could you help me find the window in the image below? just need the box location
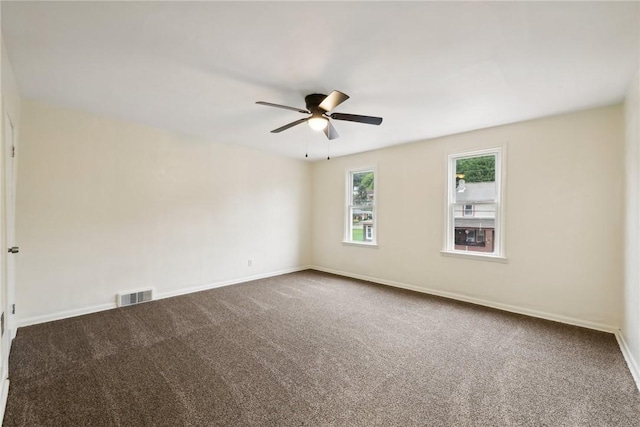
[445,148,504,258]
[365,225,373,240]
[346,168,376,245]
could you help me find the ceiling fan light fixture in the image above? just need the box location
[308,116,328,131]
[256,90,382,140]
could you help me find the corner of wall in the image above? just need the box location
[623,67,640,392]
[616,331,640,391]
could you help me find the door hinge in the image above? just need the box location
[12,304,15,315]
[11,146,15,158]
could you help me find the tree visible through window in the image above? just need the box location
[347,169,376,244]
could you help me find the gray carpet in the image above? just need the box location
[3,270,639,426]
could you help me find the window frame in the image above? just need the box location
[344,166,378,247]
[442,147,507,262]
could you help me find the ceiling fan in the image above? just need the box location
[256,90,383,140]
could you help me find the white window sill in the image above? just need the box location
[440,250,508,263]
[342,241,379,248]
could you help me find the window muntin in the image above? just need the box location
[346,169,376,244]
[447,149,503,257]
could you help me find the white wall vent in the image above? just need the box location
[117,290,153,307]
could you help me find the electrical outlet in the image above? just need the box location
[248,259,252,267]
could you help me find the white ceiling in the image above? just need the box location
[2,1,639,160]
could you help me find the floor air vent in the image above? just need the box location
[117,290,153,307]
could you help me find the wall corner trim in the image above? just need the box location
[615,331,640,392]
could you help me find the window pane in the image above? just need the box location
[454,155,496,203]
[454,203,495,253]
[452,154,496,253]
[347,168,376,244]
[351,207,373,242]
[352,171,374,205]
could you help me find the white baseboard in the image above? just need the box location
[0,379,9,425]
[13,265,636,392]
[155,266,311,300]
[17,302,117,329]
[615,331,640,392]
[310,266,619,334]
[16,266,311,329]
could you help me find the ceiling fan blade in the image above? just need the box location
[330,113,383,126]
[256,101,309,114]
[271,118,308,133]
[318,91,350,112]
[324,121,339,140]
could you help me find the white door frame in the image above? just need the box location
[0,109,15,419]
[4,112,16,347]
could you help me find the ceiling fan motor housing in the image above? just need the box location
[305,94,328,115]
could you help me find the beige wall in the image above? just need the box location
[312,105,624,329]
[10,90,638,389]
[624,68,640,384]
[15,100,311,323]
[1,41,20,123]
[11,94,630,336]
